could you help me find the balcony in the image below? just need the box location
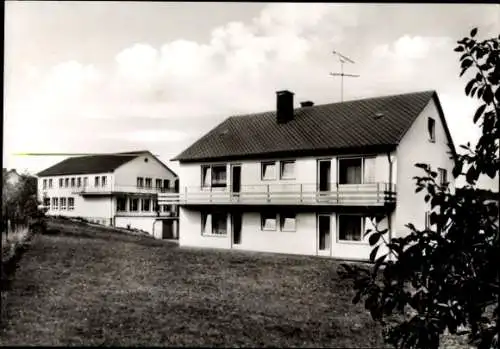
[158,183,396,207]
[72,185,177,196]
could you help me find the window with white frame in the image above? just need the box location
[71,178,75,187]
[94,176,100,187]
[48,179,53,188]
[280,212,296,231]
[162,204,171,212]
[43,179,47,189]
[201,166,211,187]
[141,198,151,211]
[261,211,278,231]
[338,158,363,185]
[145,178,152,188]
[52,197,58,210]
[43,197,50,207]
[60,197,67,210]
[280,160,296,179]
[68,197,75,210]
[130,198,139,212]
[101,176,107,187]
[137,177,144,188]
[59,178,63,188]
[83,177,88,187]
[77,177,82,187]
[363,157,376,184]
[261,161,276,180]
[116,198,127,212]
[155,179,162,188]
[201,165,227,188]
[428,117,436,142]
[201,212,227,236]
[65,178,69,187]
[338,215,363,242]
[163,179,170,189]
[438,168,448,187]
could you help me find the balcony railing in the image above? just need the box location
[72,185,177,195]
[158,183,396,206]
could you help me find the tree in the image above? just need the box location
[340,28,499,349]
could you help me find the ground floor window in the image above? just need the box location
[43,197,50,207]
[201,212,227,236]
[141,198,151,212]
[116,198,127,212]
[338,215,363,242]
[60,197,67,210]
[52,197,58,210]
[68,198,75,210]
[280,212,296,232]
[261,211,278,231]
[130,198,139,212]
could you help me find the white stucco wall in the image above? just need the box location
[394,98,456,237]
[113,153,177,189]
[114,216,157,235]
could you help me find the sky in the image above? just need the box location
[4,2,499,189]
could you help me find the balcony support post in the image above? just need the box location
[267,184,270,203]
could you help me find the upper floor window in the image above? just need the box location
[137,177,144,188]
[59,178,63,188]
[94,176,100,187]
[43,179,47,189]
[83,177,88,187]
[77,177,82,187]
[438,168,448,187]
[71,178,76,188]
[201,165,227,188]
[48,179,53,188]
[155,179,162,188]
[163,179,170,189]
[338,158,363,185]
[280,160,295,180]
[145,178,152,188]
[65,178,69,188]
[101,176,107,187]
[428,117,436,143]
[261,161,276,180]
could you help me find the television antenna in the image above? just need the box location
[330,50,360,102]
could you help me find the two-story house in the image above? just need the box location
[37,150,179,239]
[159,90,456,260]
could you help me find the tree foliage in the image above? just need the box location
[340,28,499,349]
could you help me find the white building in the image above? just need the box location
[160,90,456,260]
[37,150,179,239]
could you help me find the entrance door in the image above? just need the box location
[317,215,331,256]
[317,160,331,202]
[162,220,174,239]
[232,213,242,246]
[231,165,241,201]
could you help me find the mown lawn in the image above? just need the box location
[0,220,386,347]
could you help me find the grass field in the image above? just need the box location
[0,219,388,347]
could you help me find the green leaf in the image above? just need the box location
[470,27,478,38]
[473,104,486,123]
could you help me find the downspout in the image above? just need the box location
[386,152,394,245]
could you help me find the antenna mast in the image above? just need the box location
[330,50,360,102]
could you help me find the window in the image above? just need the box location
[43,197,50,207]
[428,117,436,142]
[153,201,159,212]
[155,179,162,188]
[101,176,107,187]
[52,197,58,210]
[71,178,75,187]
[59,178,63,188]
[438,168,448,187]
[65,178,69,188]
[280,212,296,231]
[163,179,170,189]
[425,211,431,229]
[68,197,75,210]
[141,198,151,211]
[43,179,47,189]
[261,212,278,231]
[211,166,226,187]
[137,177,144,188]
[116,198,127,212]
[363,157,376,184]
[201,166,211,188]
[94,176,100,187]
[261,161,276,180]
[144,178,152,188]
[83,177,88,187]
[162,204,171,212]
[60,197,67,210]
[201,212,227,236]
[338,215,363,242]
[280,160,295,179]
[48,179,53,188]
[129,198,139,212]
[338,158,362,184]
[77,177,82,187]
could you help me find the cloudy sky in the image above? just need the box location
[4,2,499,187]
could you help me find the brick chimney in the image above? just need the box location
[276,90,294,124]
[300,101,314,107]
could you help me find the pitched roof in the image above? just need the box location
[37,154,139,177]
[174,90,454,162]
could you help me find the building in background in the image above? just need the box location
[37,150,179,239]
[160,90,456,260]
